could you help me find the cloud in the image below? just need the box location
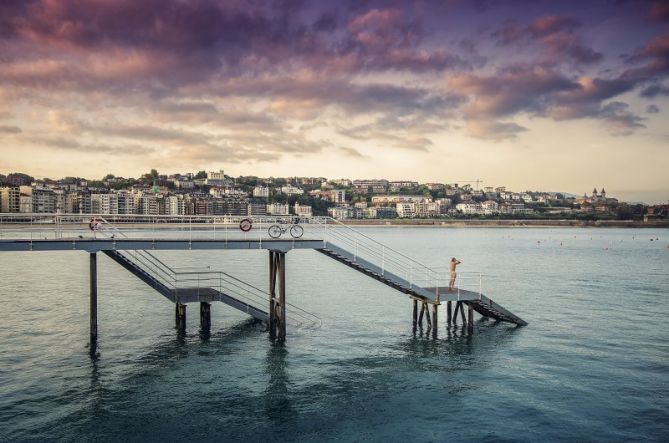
[646,104,660,113]
[449,68,578,119]
[0,125,22,134]
[598,102,646,136]
[339,147,365,158]
[466,120,527,140]
[640,83,669,98]
[527,15,581,37]
[649,1,669,22]
[28,136,155,155]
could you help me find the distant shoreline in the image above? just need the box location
[341,219,669,228]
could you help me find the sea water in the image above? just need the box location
[0,227,667,442]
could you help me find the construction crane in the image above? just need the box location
[448,179,483,191]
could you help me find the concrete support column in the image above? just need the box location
[446,301,452,325]
[432,304,438,338]
[468,303,474,332]
[412,299,418,332]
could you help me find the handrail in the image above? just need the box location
[0,213,484,302]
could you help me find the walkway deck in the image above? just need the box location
[0,238,323,252]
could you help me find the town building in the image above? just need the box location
[352,179,388,194]
[253,186,270,198]
[293,203,313,217]
[280,185,304,196]
[267,203,290,215]
[0,187,20,213]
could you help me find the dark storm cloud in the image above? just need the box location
[640,83,669,98]
[1,0,667,151]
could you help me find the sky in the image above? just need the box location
[0,0,668,203]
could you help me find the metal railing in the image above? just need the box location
[0,213,484,299]
[91,217,321,328]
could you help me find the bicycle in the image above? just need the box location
[268,219,304,239]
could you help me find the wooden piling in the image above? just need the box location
[467,303,474,331]
[432,304,438,338]
[278,252,286,342]
[453,301,460,323]
[89,252,97,354]
[459,302,466,324]
[412,299,418,331]
[425,303,432,328]
[418,302,425,327]
[200,302,211,331]
[446,301,452,325]
[176,303,186,331]
[269,251,276,340]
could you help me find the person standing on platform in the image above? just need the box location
[448,257,461,291]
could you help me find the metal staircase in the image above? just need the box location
[98,219,320,328]
[316,218,527,326]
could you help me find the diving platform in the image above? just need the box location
[0,213,527,353]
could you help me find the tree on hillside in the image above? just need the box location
[194,171,207,179]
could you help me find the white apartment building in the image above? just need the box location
[0,187,20,213]
[91,193,119,214]
[326,190,346,204]
[280,185,304,196]
[32,187,56,213]
[139,194,159,215]
[328,206,351,220]
[117,191,134,214]
[396,202,416,218]
[166,195,185,215]
[293,203,313,217]
[372,195,425,205]
[253,186,270,198]
[481,200,500,215]
[456,202,482,214]
[267,203,290,215]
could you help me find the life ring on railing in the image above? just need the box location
[239,218,252,232]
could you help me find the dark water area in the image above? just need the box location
[0,228,668,442]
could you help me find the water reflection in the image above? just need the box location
[263,344,295,423]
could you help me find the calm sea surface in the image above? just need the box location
[0,227,668,442]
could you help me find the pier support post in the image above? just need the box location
[418,302,425,328]
[200,302,211,331]
[432,304,438,338]
[412,299,418,332]
[447,301,452,325]
[175,303,186,331]
[268,250,287,342]
[467,303,474,332]
[453,301,461,323]
[89,252,98,355]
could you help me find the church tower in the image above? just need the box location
[592,187,598,198]
[600,188,606,199]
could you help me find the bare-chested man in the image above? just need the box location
[448,257,461,291]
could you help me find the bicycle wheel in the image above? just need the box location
[268,225,282,238]
[290,224,304,238]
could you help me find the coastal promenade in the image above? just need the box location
[0,214,527,354]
